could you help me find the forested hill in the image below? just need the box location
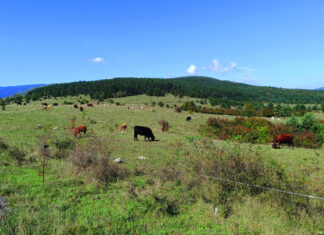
[27,77,324,104]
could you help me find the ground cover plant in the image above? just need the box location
[0,95,323,234]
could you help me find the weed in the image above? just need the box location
[158,120,171,132]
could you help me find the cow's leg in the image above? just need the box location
[134,133,138,141]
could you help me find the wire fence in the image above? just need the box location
[200,174,324,201]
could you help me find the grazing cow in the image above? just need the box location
[74,104,78,109]
[79,106,84,112]
[134,126,155,141]
[53,103,58,106]
[120,123,127,131]
[74,126,87,137]
[272,134,293,149]
[186,116,192,122]
[87,103,94,107]
[47,105,52,109]
[42,106,47,110]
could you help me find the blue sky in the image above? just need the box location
[1,0,323,89]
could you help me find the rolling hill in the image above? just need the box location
[27,76,324,104]
[0,84,45,98]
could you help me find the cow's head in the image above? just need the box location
[272,143,278,149]
[151,135,155,141]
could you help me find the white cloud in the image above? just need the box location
[204,59,237,74]
[186,65,197,75]
[92,57,104,63]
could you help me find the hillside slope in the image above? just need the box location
[27,77,324,104]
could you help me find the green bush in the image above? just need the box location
[158,101,164,107]
[63,101,73,105]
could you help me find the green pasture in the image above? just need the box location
[0,95,323,234]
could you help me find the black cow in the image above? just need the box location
[134,126,155,141]
[74,104,78,109]
[186,116,192,122]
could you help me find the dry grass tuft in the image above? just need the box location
[158,120,171,132]
[70,136,128,184]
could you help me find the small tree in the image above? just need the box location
[301,112,320,133]
[0,98,5,110]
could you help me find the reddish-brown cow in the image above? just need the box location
[79,106,84,112]
[87,103,94,107]
[74,126,87,137]
[272,134,293,149]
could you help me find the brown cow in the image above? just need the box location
[79,106,84,112]
[87,103,94,107]
[53,103,59,106]
[120,123,127,131]
[74,126,87,137]
[42,106,47,110]
[272,134,293,149]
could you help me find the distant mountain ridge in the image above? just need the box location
[317,87,324,90]
[0,84,45,98]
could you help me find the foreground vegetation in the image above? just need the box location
[0,95,324,234]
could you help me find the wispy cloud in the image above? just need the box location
[186,65,197,75]
[203,59,237,74]
[92,57,104,63]
[203,59,256,75]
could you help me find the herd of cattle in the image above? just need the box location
[42,102,294,149]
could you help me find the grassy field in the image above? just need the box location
[0,95,323,234]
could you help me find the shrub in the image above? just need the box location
[70,137,128,184]
[9,147,25,162]
[293,131,321,148]
[194,144,320,217]
[203,115,322,148]
[115,102,121,106]
[63,101,73,105]
[90,119,97,124]
[158,120,171,132]
[54,138,75,150]
[300,112,321,133]
[0,139,9,150]
[174,107,181,113]
[158,101,164,107]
